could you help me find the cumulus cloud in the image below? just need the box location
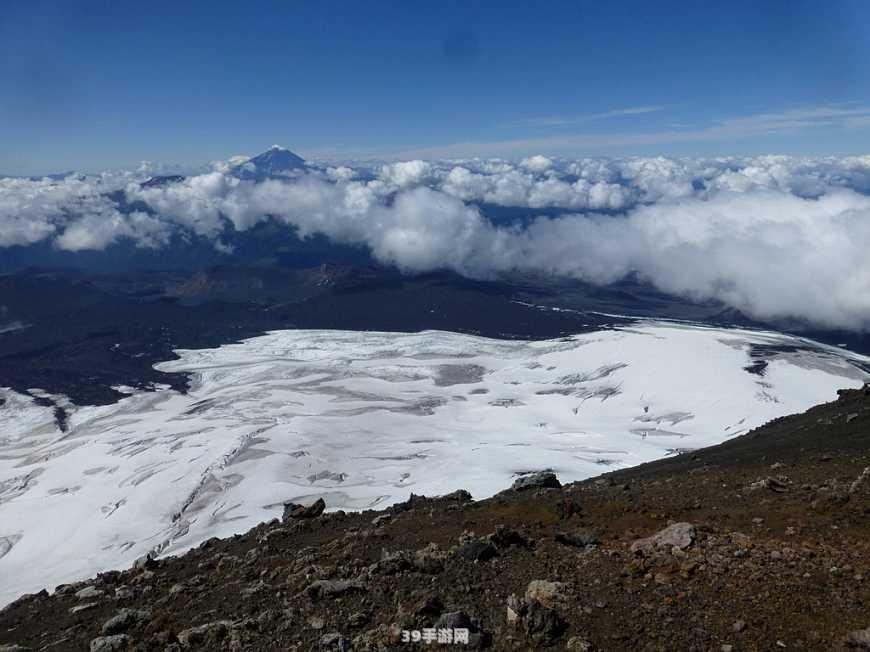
[2,154,870,330]
[520,155,553,172]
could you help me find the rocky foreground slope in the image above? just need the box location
[3,385,870,651]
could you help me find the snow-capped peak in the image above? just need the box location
[232,145,307,181]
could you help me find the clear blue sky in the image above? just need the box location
[2,0,870,174]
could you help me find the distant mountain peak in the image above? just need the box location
[141,174,185,188]
[233,146,307,181]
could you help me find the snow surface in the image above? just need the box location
[1,321,868,605]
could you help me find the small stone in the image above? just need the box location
[555,528,600,548]
[305,579,366,600]
[566,637,593,652]
[176,621,232,647]
[414,544,448,573]
[456,540,498,562]
[89,635,129,652]
[733,620,747,633]
[525,580,568,609]
[75,586,104,600]
[70,602,99,614]
[506,598,521,627]
[283,497,326,520]
[846,627,870,648]
[132,553,157,570]
[434,611,472,630]
[348,611,370,628]
[488,525,530,549]
[413,595,444,618]
[101,608,151,635]
[318,631,352,651]
[523,599,566,644]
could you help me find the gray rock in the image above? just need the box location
[0,645,33,652]
[89,635,130,652]
[456,540,498,562]
[177,621,233,648]
[506,595,522,626]
[369,549,413,575]
[283,497,326,520]
[413,545,447,573]
[733,619,747,633]
[847,627,870,648]
[525,580,568,609]
[523,599,566,644]
[631,522,695,554]
[101,608,152,635]
[511,472,561,491]
[555,528,599,547]
[132,552,157,570]
[306,579,366,600]
[434,611,472,630]
[566,637,593,651]
[75,586,104,600]
[318,632,353,650]
[348,611,371,628]
[488,526,530,549]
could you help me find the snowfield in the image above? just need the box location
[1,322,868,605]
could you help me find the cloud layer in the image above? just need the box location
[2,154,870,330]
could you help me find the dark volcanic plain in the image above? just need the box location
[2,384,870,651]
[4,263,868,414]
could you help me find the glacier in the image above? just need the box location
[1,321,868,605]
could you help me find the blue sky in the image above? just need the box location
[2,0,870,174]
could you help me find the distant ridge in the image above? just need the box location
[140,175,186,188]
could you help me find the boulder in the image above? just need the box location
[89,636,129,652]
[525,580,569,609]
[631,522,695,555]
[511,472,561,491]
[488,526,531,549]
[523,599,566,644]
[456,540,498,562]
[283,498,326,520]
[177,620,233,648]
[555,528,600,547]
[75,586,104,600]
[101,608,151,635]
[305,580,366,601]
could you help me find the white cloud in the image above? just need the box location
[506,105,664,128]
[396,104,870,159]
[378,160,432,187]
[54,211,170,251]
[519,155,553,172]
[4,154,870,330]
